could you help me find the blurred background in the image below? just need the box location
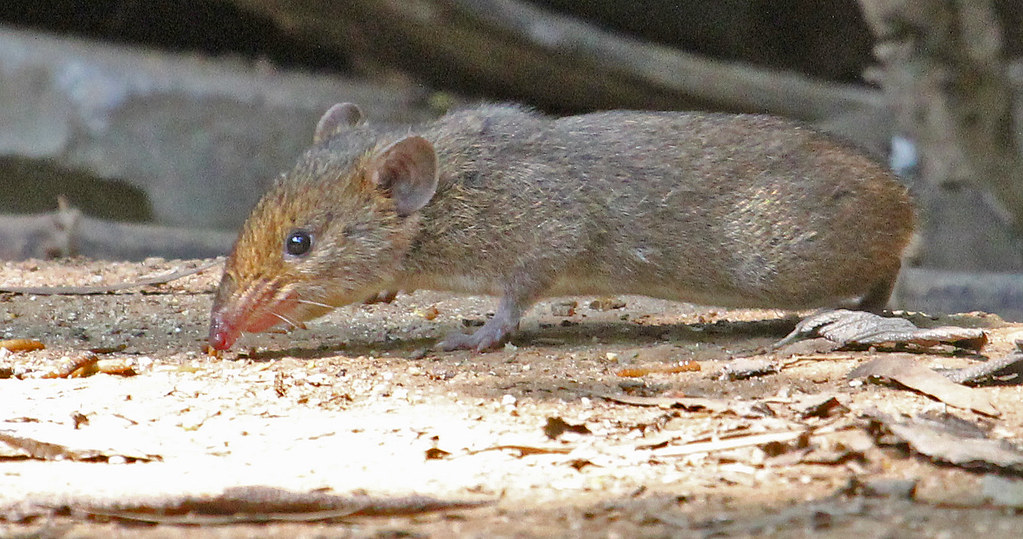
[1,0,1022,317]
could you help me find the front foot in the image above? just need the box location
[437,331,498,352]
[437,307,520,352]
[438,323,513,352]
[436,292,530,352]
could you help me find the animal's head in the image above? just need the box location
[209,103,439,350]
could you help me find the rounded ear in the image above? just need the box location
[369,136,439,217]
[313,103,364,143]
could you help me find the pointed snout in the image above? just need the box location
[208,311,240,350]
[207,272,300,350]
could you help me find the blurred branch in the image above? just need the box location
[0,206,234,261]
[447,0,882,119]
[231,0,881,121]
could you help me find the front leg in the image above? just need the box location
[438,294,529,352]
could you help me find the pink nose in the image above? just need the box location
[208,315,238,350]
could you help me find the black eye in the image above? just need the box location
[285,230,312,256]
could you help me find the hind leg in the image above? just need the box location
[856,265,900,313]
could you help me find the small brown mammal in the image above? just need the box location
[209,103,913,351]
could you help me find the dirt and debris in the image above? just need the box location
[3,258,1023,537]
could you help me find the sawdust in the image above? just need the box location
[2,258,1023,537]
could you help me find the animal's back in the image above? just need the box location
[404,108,912,309]
[535,111,914,308]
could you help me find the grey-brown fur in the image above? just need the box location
[209,104,914,352]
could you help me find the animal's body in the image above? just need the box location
[209,103,914,351]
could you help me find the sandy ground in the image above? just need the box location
[2,258,1023,538]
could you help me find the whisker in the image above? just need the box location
[269,311,300,330]
[296,298,333,310]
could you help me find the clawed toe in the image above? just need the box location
[437,329,506,352]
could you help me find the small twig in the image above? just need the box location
[650,430,805,458]
[62,486,494,525]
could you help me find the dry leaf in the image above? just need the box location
[870,413,1023,474]
[849,357,999,416]
[776,310,988,351]
[797,396,850,419]
[773,337,841,357]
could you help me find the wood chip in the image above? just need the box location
[95,358,137,376]
[550,300,577,317]
[589,297,626,311]
[543,417,592,439]
[41,355,99,379]
[615,360,700,377]
[0,339,45,352]
[425,447,451,460]
[720,358,779,380]
[415,306,440,320]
